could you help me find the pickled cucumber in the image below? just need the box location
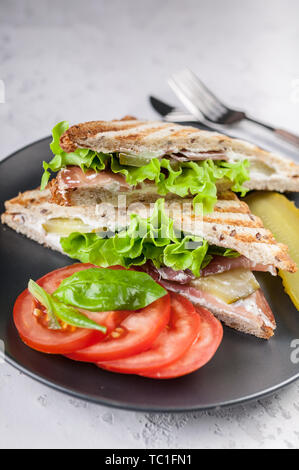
[245,191,299,310]
[43,218,95,235]
[192,268,260,304]
[119,152,161,167]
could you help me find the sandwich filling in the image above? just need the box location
[41,121,250,214]
[60,198,276,279]
[4,189,292,337]
[60,198,276,337]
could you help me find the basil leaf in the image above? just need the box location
[28,280,61,330]
[28,280,106,332]
[53,268,167,311]
[50,299,107,333]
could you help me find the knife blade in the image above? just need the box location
[149,96,175,117]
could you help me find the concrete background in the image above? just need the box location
[1,0,299,449]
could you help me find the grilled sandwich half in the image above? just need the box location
[43,117,299,208]
[2,188,296,339]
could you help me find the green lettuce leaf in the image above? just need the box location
[156,159,249,214]
[41,121,111,190]
[61,199,239,277]
[110,155,161,186]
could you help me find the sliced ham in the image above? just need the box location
[138,257,276,285]
[136,259,276,338]
[57,150,228,191]
[138,261,195,284]
[200,255,277,277]
[54,150,229,197]
[156,279,276,338]
[169,151,228,161]
[57,166,130,191]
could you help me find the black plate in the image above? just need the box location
[1,137,299,412]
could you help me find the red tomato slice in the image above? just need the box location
[141,307,223,379]
[13,263,128,354]
[66,294,171,362]
[38,263,130,336]
[97,293,201,374]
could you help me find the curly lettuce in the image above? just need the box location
[41,121,250,214]
[41,121,110,190]
[60,199,239,277]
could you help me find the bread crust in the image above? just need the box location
[165,286,275,339]
[59,118,261,154]
[60,116,140,153]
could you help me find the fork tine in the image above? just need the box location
[179,69,227,115]
[169,69,228,121]
[168,77,204,119]
[179,73,225,118]
[169,74,223,121]
[182,69,227,112]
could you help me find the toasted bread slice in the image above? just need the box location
[58,117,299,193]
[1,188,296,273]
[1,188,115,253]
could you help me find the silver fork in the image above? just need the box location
[168,69,299,148]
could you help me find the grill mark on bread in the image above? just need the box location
[224,232,274,243]
[202,216,264,228]
[108,125,169,144]
[59,120,224,153]
[60,120,146,152]
[213,203,249,214]
[4,192,49,208]
[166,128,199,139]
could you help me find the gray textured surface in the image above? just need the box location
[0,0,299,449]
